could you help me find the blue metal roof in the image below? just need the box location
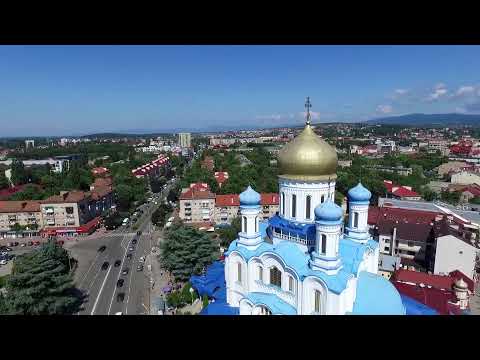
[268,215,316,240]
[348,183,372,202]
[315,200,343,221]
[400,295,438,315]
[351,271,405,315]
[243,292,297,315]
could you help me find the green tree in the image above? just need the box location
[160,224,219,282]
[2,241,82,315]
[216,216,241,248]
[10,159,27,185]
[470,197,480,205]
[334,191,344,206]
[422,187,438,202]
[0,172,9,189]
[202,294,209,309]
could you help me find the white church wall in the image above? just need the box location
[302,276,328,315]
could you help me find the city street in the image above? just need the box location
[70,180,176,315]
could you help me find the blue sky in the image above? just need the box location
[1,45,480,136]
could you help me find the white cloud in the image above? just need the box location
[426,83,448,102]
[455,107,467,114]
[255,114,283,121]
[394,89,409,95]
[456,85,475,96]
[376,104,393,114]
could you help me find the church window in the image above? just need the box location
[237,263,242,283]
[255,216,258,232]
[314,289,321,313]
[258,266,263,282]
[306,195,311,219]
[291,194,297,218]
[354,212,359,228]
[243,216,247,233]
[281,192,285,215]
[270,266,282,288]
[288,276,295,294]
[321,195,325,203]
[321,234,327,254]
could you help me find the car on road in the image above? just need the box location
[117,293,125,302]
[0,259,7,265]
[122,268,129,275]
[136,264,144,272]
[136,231,142,236]
[128,246,134,251]
[116,279,124,287]
[101,261,109,270]
[139,256,145,263]
[20,243,26,247]
[115,312,123,315]
[98,245,107,252]
[126,253,133,260]
[132,238,137,245]
[114,260,121,267]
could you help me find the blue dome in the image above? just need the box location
[239,185,261,206]
[348,183,372,202]
[314,200,343,221]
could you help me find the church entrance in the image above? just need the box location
[256,305,272,315]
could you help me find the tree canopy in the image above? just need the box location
[1,241,82,315]
[159,223,219,282]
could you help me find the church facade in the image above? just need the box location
[223,99,405,315]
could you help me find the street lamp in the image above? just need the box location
[189,287,194,305]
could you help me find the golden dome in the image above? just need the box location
[278,123,337,181]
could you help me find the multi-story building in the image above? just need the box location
[25,140,35,149]
[0,201,42,238]
[214,193,279,225]
[131,155,170,178]
[434,234,479,281]
[178,133,191,148]
[179,183,216,224]
[451,171,480,186]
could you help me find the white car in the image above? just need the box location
[0,260,7,265]
[139,256,146,263]
[115,312,123,315]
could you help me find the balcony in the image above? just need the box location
[46,220,55,226]
[254,280,296,307]
[272,229,314,247]
[44,208,54,214]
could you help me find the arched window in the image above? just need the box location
[258,266,263,282]
[288,276,296,294]
[291,194,297,218]
[243,216,248,233]
[270,266,282,288]
[255,216,258,232]
[281,192,285,215]
[321,195,325,203]
[306,195,311,220]
[314,289,321,313]
[237,263,242,283]
[321,234,327,255]
[259,306,272,315]
[354,212,359,228]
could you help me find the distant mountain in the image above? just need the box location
[366,113,480,127]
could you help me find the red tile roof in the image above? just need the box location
[0,200,41,213]
[384,180,419,198]
[131,155,169,177]
[180,183,216,200]
[91,167,109,176]
[368,206,440,225]
[261,193,279,205]
[391,269,454,291]
[216,194,239,207]
[448,270,475,293]
[376,220,433,242]
[42,191,90,204]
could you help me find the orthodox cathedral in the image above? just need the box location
[223,99,406,315]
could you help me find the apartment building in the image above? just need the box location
[214,193,279,225]
[179,183,216,224]
[178,133,191,148]
[384,180,421,201]
[0,201,42,238]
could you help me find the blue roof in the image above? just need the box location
[348,183,372,202]
[226,239,353,294]
[315,200,343,222]
[243,292,297,315]
[268,215,316,240]
[190,261,226,298]
[239,185,261,206]
[352,271,405,315]
[400,295,438,315]
[200,302,239,315]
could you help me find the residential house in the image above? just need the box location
[384,180,421,201]
[0,201,43,238]
[179,183,216,224]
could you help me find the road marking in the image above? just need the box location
[91,264,113,315]
[77,251,102,289]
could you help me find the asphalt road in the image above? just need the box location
[72,180,176,315]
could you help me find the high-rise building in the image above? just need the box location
[178,132,191,148]
[25,140,35,149]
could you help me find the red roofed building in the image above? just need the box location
[131,155,170,178]
[0,200,43,237]
[179,183,216,224]
[391,269,473,314]
[384,180,421,201]
[214,172,229,188]
[214,192,279,225]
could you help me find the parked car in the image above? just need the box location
[101,262,109,270]
[126,253,133,260]
[122,268,129,275]
[117,293,125,302]
[137,231,142,236]
[116,279,124,288]
[114,260,121,267]
[128,246,134,251]
[98,245,106,252]
[132,238,137,245]
[20,243,26,247]
[139,256,145,263]
[136,264,144,272]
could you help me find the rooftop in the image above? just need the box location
[0,200,41,213]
